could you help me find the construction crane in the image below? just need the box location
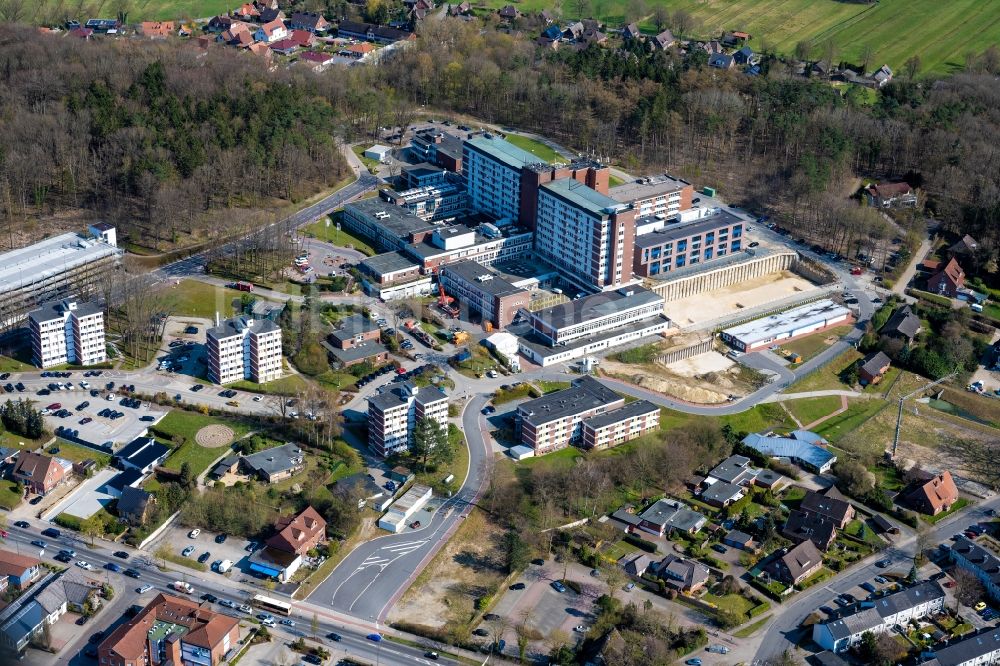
[891,371,958,458]
[437,283,459,318]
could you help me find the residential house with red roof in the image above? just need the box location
[0,549,41,592]
[865,182,917,208]
[905,470,959,515]
[927,257,966,298]
[140,22,175,39]
[13,452,71,495]
[247,506,327,582]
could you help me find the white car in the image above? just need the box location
[188,529,201,538]
[106,393,116,401]
[80,381,90,389]
[137,584,153,593]
[252,395,262,402]
[239,604,252,613]
[75,561,93,570]
[261,618,276,628]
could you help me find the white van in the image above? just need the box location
[217,559,233,574]
[971,303,984,313]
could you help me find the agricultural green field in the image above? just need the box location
[484,0,1000,74]
[24,0,235,24]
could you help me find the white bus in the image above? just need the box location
[251,594,292,616]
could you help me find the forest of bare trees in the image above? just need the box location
[1,17,999,267]
[0,25,349,253]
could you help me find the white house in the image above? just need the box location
[364,145,392,162]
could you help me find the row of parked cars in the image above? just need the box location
[356,363,398,388]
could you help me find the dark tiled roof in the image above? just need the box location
[518,376,621,427]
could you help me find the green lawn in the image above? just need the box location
[718,403,797,434]
[503,134,561,163]
[302,215,376,256]
[733,615,771,638]
[228,374,309,396]
[608,175,625,188]
[812,399,888,443]
[844,519,886,546]
[779,326,853,362]
[784,396,843,427]
[535,380,571,394]
[23,0,234,22]
[703,591,755,617]
[161,439,231,477]
[0,431,45,451]
[781,485,807,510]
[924,497,971,524]
[601,539,640,563]
[0,354,33,372]
[162,279,245,319]
[788,349,862,393]
[518,445,582,470]
[0,479,22,510]
[152,410,250,444]
[315,371,359,391]
[48,440,111,467]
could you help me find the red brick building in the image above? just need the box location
[12,452,69,495]
[98,593,239,666]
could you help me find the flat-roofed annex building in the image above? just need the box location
[609,173,694,219]
[0,225,122,329]
[205,315,282,384]
[633,209,745,277]
[438,260,530,329]
[27,298,107,368]
[721,300,852,353]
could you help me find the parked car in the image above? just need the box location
[124,569,141,578]
[189,529,201,538]
[875,558,892,568]
[137,584,153,593]
[551,581,567,593]
[13,521,29,529]
[509,582,526,590]
[182,546,195,557]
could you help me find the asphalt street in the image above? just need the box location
[311,393,494,622]
[751,496,1000,664]
[153,173,378,282]
[1,524,459,666]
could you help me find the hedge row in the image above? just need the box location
[624,534,658,553]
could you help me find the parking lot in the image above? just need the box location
[155,317,211,379]
[149,524,257,578]
[43,388,167,449]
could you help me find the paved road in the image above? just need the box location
[751,496,1000,664]
[1,524,461,666]
[892,232,933,297]
[310,393,493,621]
[154,173,377,282]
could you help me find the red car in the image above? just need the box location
[46,403,61,410]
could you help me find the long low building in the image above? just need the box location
[379,484,432,532]
[721,299,852,353]
[950,536,1000,602]
[517,286,670,367]
[581,400,660,450]
[0,225,122,329]
[812,581,945,652]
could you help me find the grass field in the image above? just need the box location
[24,0,235,23]
[0,480,22,510]
[788,349,862,393]
[784,395,843,427]
[228,374,309,396]
[153,410,249,444]
[0,353,34,373]
[812,399,887,444]
[504,134,561,163]
[161,279,244,320]
[480,0,1000,74]
[779,326,853,362]
[302,215,376,256]
[49,440,111,467]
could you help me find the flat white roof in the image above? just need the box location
[0,233,121,293]
[721,299,851,346]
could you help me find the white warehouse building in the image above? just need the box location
[720,299,852,353]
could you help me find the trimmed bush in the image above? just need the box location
[624,534,658,553]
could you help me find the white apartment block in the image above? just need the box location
[28,299,107,369]
[367,382,448,457]
[206,315,282,385]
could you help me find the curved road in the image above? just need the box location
[310,394,493,622]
